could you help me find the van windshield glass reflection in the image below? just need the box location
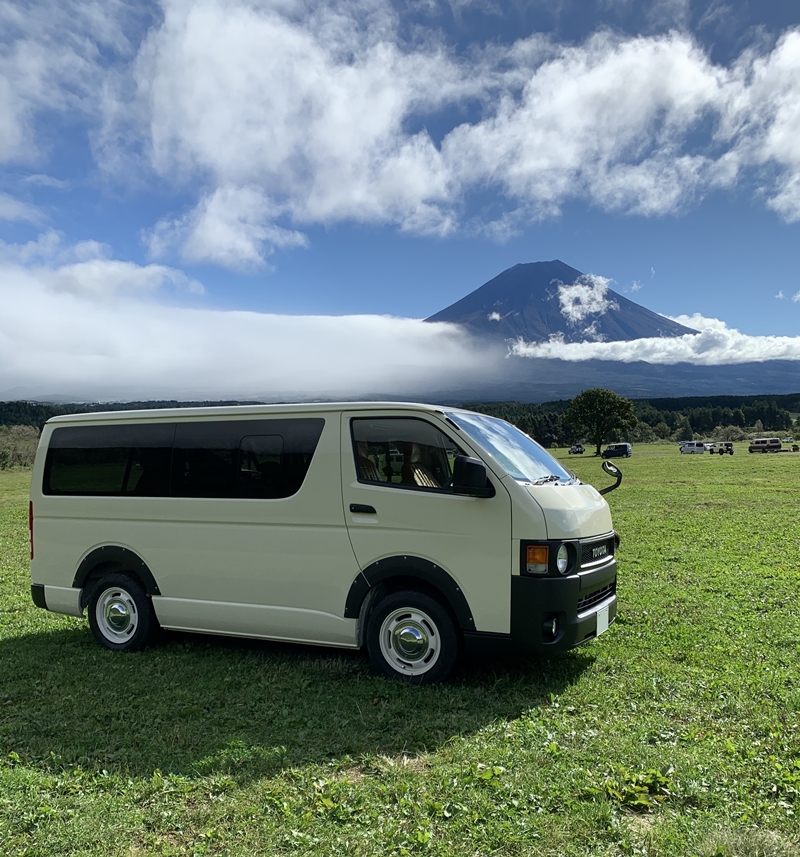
[447,412,576,484]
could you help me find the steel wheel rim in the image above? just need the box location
[379,607,440,676]
[96,588,139,643]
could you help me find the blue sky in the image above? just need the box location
[2,0,800,399]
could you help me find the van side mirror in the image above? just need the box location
[599,460,623,495]
[452,455,495,498]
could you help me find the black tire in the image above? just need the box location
[366,590,460,685]
[87,573,156,652]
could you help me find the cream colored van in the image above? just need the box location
[29,403,618,683]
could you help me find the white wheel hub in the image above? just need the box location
[379,607,440,676]
[96,588,139,643]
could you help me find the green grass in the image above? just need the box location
[1,449,799,856]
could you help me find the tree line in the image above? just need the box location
[0,392,798,468]
[465,394,798,447]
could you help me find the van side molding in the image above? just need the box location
[73,546,161,599]
[344,556,475,631]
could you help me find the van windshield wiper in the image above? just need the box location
[531,474,563,485]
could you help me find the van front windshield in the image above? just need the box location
[446,411,577,485]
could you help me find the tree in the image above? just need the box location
[564,388,637,456]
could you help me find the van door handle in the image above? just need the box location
[349,504,376,514]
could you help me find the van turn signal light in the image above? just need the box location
[526,544,549,575]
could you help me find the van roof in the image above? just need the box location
[44,401,459,426]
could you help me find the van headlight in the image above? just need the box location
[556,544,570,575]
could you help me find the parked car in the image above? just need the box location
[29,400,620,685]
[601,443,632,458]
[568,443,584,454]
[709,442,734,455]
[748,438,782,453]
[781,437,794,444]
[680,441,706,454]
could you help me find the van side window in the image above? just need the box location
[172,419,325,499]
[172,422,239,498]
[239,435,283,498]
[351,418,463,491]
[44,424,174,496]
[44,418,324,499]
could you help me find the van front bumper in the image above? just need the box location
[464,560,617,655]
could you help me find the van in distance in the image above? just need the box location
[601,443,631,458]
[29,402,619,684]
[748,438,782,453]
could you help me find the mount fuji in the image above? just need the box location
[426,260,696,343]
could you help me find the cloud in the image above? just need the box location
[7,2,800,268]
[556,274,619,324]
[146,185,309,269]
[23,173,69,189]
[509,313,800,365]
[0,236,499,399]
[0,191,41,222]
[0,0,138,163]
[0,230,204,298]
[776,290,785,299]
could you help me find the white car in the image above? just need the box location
[680,441,706,454]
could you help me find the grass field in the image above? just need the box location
[1,447,799,856]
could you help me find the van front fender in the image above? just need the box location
[343,556,476,632]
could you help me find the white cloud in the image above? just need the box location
[146,185,309,269]
[0,0,136,163]
[510,313,800,365]
[23,173,69,189]
[487,311,501,321]
[7,2,800,268]
[0,237,498,399]
[0,230,204,298]
[0,191,41,222]
[776,290,785,299]
[556,274,619,324]
[792,292,800,303]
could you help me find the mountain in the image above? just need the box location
[426,260,697,342]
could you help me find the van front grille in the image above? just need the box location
[577,581,615,614]
[580,536,615,568]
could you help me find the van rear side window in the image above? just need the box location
[43,418,324,499]
[44,423,174,496]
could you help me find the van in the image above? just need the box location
[679,441,706,454]
[29,402,618,684]
[748,438,782,453]
[601,443,631,458]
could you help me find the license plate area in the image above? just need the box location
[596,604,610,636]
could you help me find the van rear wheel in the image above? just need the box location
[87,573,155,652]
[366,590,459,685]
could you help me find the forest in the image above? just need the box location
[0,393,798,462]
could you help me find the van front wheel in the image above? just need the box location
[366,590,459,684]
[87,573,155,652]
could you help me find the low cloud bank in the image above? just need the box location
[0,251,497,400]
[510,314,800,365]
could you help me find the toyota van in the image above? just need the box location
[29,402,619,684]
